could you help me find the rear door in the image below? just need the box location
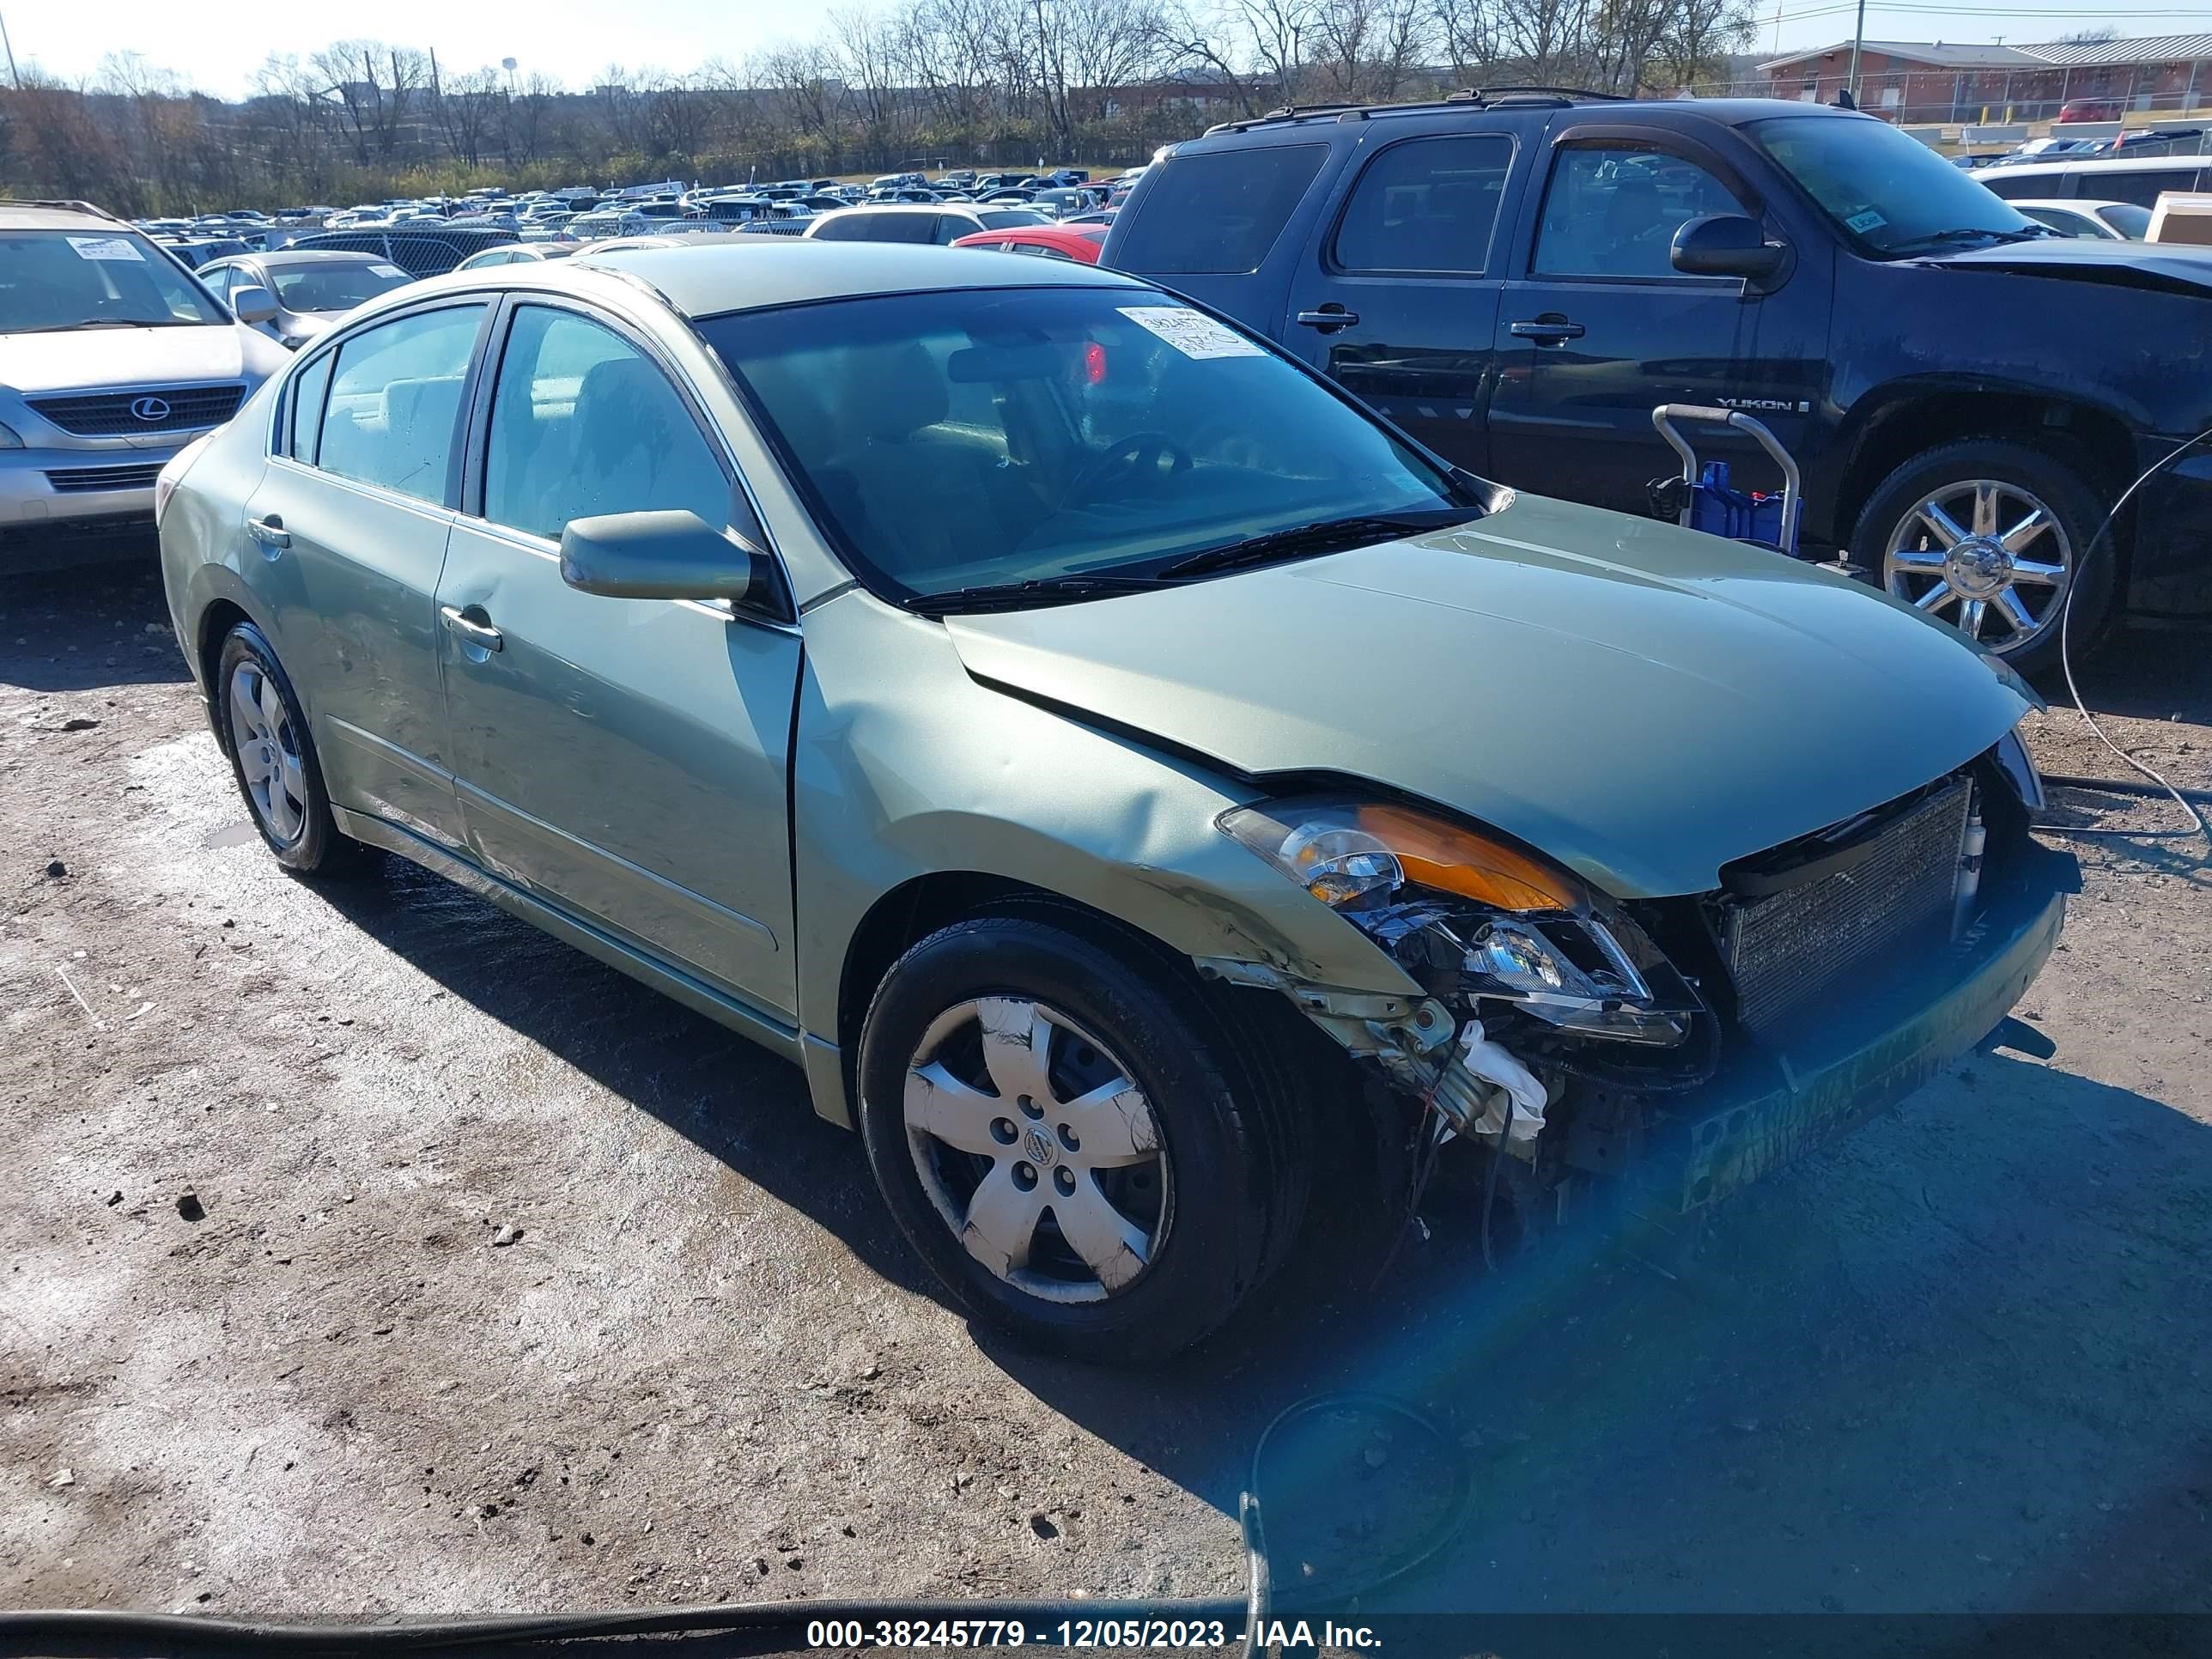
[1279,120,1543,473]
[1485,126,1832,513]
[241,300,489,847]
[435,298,802,1017]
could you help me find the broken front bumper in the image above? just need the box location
[1656,848,2073,1215]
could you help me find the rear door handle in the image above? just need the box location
[1295,307,1360,331]
[246,514,289,548]
[1510,319,1586,343]
[440,605,503,652]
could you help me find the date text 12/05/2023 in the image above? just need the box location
[802,1619,1383,1649]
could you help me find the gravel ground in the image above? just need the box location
[4,559,2210,1621]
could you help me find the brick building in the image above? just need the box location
[1759,33,2212,124]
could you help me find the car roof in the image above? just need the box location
[560,240,1138,316]
[1193,91,1845,142]
[1987,153,2207,178]
[248,249,392,267]
[0,199,134,234]
[2012,197,2135,211]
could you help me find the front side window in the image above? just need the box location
[698,285,1463,605]
[483,306,729,542]
[1534,147,1753,278]
[314,304,484,503]
[0,231,229,331]
[1748,114,2043,254]
[1334,135,1514,276]
[1113,145,1328,274]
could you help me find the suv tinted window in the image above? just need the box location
[1534,147,1750,278]
[2091,167,2204,206]
[1115,144,1328,274]
[814,212,934,244]
[483,306,729,542]
[1334,135,1513,274]
[315,304,483,503]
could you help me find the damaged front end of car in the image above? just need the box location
[1200,732,2075,1240]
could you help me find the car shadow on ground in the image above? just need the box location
[0,558,193,692]
[316,855,2212,1615]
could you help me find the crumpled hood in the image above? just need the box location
[1923,238,2212,295]
[945,493,2029,899]
[0,324,262,395]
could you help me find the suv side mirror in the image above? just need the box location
[1670,214,1785,280]
[229,283,279,323]
[559,509,764,603]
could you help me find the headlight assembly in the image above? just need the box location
[1218,797,1694,1045]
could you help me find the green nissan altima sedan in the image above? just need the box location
[156,242,2072,1361]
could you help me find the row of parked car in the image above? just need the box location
[19,89,2212,674]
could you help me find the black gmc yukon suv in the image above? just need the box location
[1103,92,2212,671]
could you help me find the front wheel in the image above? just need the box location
[856,915,1305,1364]
[1852,438,2115,675]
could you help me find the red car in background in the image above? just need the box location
[948,223,1107,262]
[2057,97,2124,123]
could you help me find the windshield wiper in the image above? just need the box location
[1158,507,1482,580]
[1888,226,2056,253]
[904,572,1174,616]
[11,317,203,333]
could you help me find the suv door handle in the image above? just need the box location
[1295,307,1360,331]
[246,514,289,548]
[440,605,504,653]
[1510,318,1586,343]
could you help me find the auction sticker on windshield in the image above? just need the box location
[370,263,407,278]
[68,235,146,262]
[1118,306,1265,360]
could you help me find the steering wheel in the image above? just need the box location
[1064,432,1193,505]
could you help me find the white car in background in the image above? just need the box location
[2010,198,2152,240]
[1,200,288,568]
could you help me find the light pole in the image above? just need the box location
[1845,0,1867,101]
[0,9,21,89]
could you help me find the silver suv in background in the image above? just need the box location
[2,201,289,567]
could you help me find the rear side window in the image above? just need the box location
[1334,135,1514,275]
[1115,144,1328,274]
[314,304,483,503]
[2091,167,2203,206]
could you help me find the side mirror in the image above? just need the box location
[229,283,279,324]
[1670,214,1785,281]
[559,509,763,603]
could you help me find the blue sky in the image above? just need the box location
[3,0,2197,96]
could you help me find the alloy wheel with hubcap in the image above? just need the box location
[902,995,1170,1304]
[1882,477,2072,653]
[228,658,310,847]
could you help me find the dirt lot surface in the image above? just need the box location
[4,558,2210,1622]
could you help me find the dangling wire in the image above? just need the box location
[2044,427,2212,845]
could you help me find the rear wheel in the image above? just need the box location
[216,623,362,877]
[1853,439,2114,675]
[856,915,1305,1364]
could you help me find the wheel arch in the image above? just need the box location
[194,595,258,752]
[1829,381,2136,583]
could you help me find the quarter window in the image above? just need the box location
[1534,147,1752,278]
[313,304,483,503]
[482,306,730,543]
[1334,136,1513,275]
[1113,144,1329,274]
[288,349,336,462]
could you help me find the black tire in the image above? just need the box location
[215,622,364,877]
[856,914,1308,1364]
[1850,437,2116,677]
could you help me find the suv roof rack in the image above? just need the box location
[1205,83,1631,136]
[10,198,125,221]
[1444,85,1629,105]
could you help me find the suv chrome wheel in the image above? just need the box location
[228,658,307,846]
[1882,477,2073,652]
[903,996,1170,1304]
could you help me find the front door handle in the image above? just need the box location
[1510,318,1586,344]
[246,514,289,548]
[1295,307,1360,331]
[440,605,503,653]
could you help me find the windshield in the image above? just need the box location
[1749,114,2039,254]
[0,231,228,331]
[266,261,411,313]
[697,284,1463,604]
